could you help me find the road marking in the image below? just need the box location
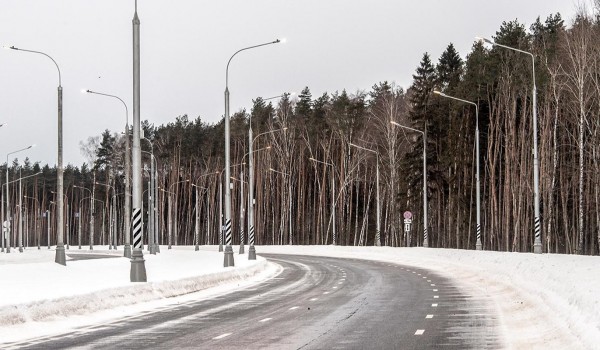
[415,329,425,335]
[338,281,343,284]
[422,276,426,279]
[431,284,436,286]
[417,273,421,276]
[433,289,438,292]
[310,298,318,301]
[323,291,330,294]
[333,286,338,289]
[213,333,232,340]
[259,318,272,322]
[426,315,434,319]
[432,303,438,307]
[433,295,439,299]
[412,271,416,274]
[289,306,299,310]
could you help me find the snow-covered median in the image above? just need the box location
[0,247,272,329]
[257,245,599,350]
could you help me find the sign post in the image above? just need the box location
[403,211,412,247]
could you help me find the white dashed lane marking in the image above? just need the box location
[433,289,438,292]
[213,333,232,340]
[415,329,425,335]
[259,318,272,322]
[310,298,318,301]
[432,303,438,307]
[434,296,439,299]
[426,315,434,319]
[289,306,299,310]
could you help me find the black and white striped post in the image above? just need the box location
[130,0,147,282]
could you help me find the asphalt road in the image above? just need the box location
[7,254,501,349]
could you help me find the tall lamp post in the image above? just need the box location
[391,121,428,248]
[309,158,337,245]
[476,36,542,254]
[166,179,189,249]
[13,171,42,252]
[434,90,482,250]
[94,182,117,250]
[74,185,94,250]
[224,38,282,267]
[142,138,157,254]
[5,145,34,253]
[349,143,381,247]
[7,45,65,264]
[84,89,132,257]
[131,0,147,281]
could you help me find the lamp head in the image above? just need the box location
[433,90,445,97]
[475,36,492,45]
[29,144,35,149]
[279,38,287,44]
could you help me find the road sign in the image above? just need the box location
[403,211,412,219]
[403,218,412,232]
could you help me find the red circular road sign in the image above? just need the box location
[403,211,412,219]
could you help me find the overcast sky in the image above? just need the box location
[0,0,580,166]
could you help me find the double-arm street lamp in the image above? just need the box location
[476,36,542,254]
[5,145,34,253]
[224,38,283,267]
[84,89,132,257]
[309,158,337,245]
[434,90,482,250]
[349,143,381,247]
[166,179,189,249]
[390,121,428,247]
[6,45,66,265]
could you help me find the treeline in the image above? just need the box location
[5,10,600,255]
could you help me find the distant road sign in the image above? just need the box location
[403,211,412,219]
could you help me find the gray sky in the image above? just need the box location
[0,0,580,166]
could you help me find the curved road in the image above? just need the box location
[7,254,501,349]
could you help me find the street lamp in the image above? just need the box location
[230,174,248,254]
[5,145,34,253]
[191,184,209,251]
[309,157,337,245]
[94,182,118,250]
[269,168,293,245]
[476,36,541,254]
[190,172,218,251]
[166,179,189,249]
[390,121,428,248]
[142,138,158,254]
[434,90,482,250]
[15,171,42,252]
[130,0,147,282]
[7,45,66,265]
[248,127,285,259]
[23,196,40,249]
[73,185,95,250]
[349,143,381,247]
[218,162,245,253]
[84,89,132,258]
[224,38,283,267]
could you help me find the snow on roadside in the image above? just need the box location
[256,245,599,350]
[0,247,271,328]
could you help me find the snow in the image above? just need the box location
[1,245,598,350]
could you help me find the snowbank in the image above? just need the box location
[0,247,271,327]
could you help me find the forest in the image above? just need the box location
[3,10,600,255]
